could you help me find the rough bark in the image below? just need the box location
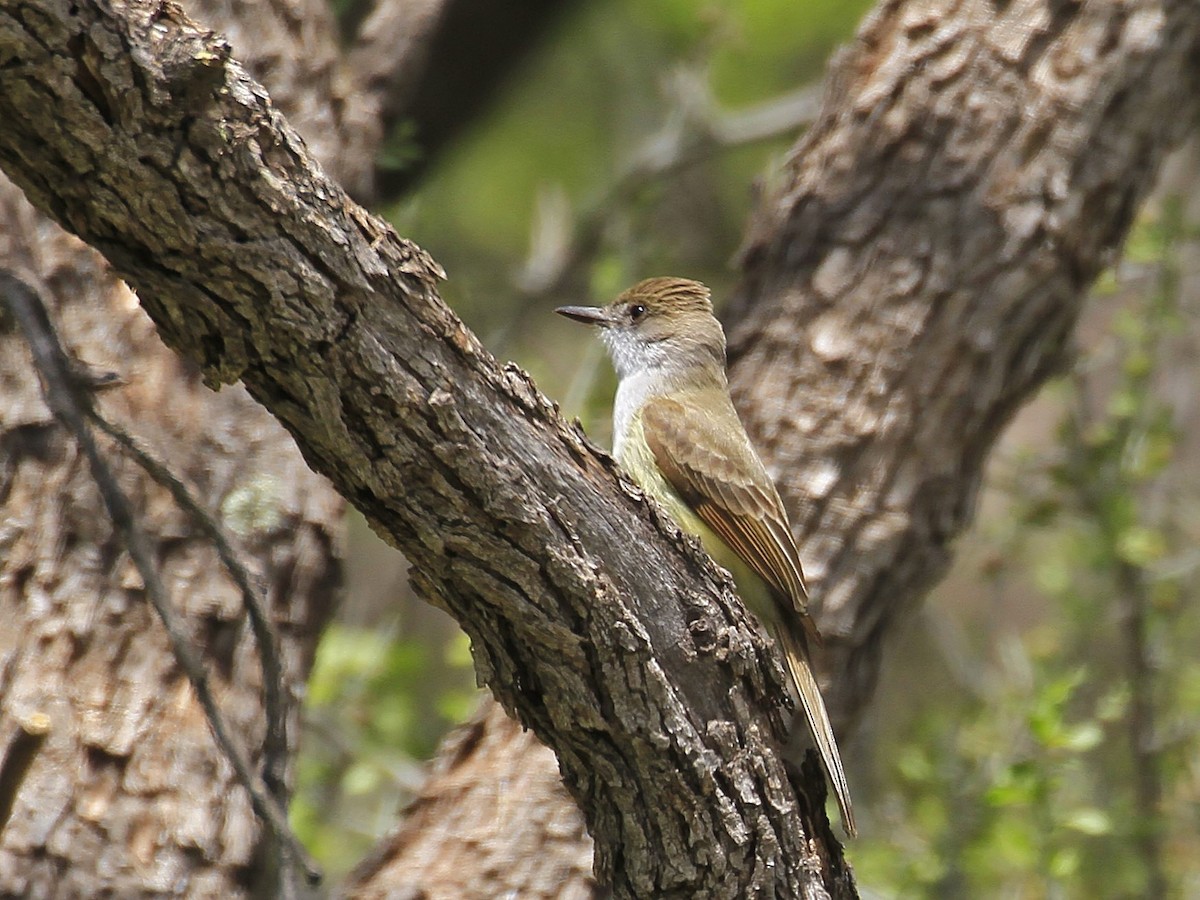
[727,0,1200,731]
[341,703,594,900]
[0,175,342,894]
[348,0,1200,895]
[185,0,373,196]
[0,2,363,895]
[0,2,856,897]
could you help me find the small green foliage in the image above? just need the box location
[1066,808,1112,837]
[856,197,1200,897]
[291,622,479,877]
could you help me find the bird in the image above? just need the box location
[556,276,855,837]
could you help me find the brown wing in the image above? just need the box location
[643,396,849,832]
[640,394,811,615]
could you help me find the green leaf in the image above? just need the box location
[1034,558,1073,597]
[1059,722,1102,752]
[1116,526,1166,566]
[1106,388,1139,420]
[1065,807,1112,835]
[896,744,934,782]
[1050,847,1081,878]
[342,760,382,797]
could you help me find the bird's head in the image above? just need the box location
[556,277,726,380]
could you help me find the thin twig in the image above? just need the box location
[517,77,821,296]
[1114,557,1165,897]
[1,272,320,888]
[87,412,290,803]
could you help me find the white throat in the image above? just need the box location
[610,362,725,460]
[612,369,664,460]
[599,322,727,461]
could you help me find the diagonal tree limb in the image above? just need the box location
[0,1,852,895]
[350,0,1200,894]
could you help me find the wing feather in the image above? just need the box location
[641,394,852,833]
[640,395,811,617]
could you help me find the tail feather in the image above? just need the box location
[772,623,856,838]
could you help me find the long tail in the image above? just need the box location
[772,623,856,838]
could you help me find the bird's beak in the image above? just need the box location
[555,305,614,327]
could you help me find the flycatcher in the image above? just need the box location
[557,276,855,837]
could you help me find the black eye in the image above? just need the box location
[629,304,647,321]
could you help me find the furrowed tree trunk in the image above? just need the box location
[346,0,1200,896]
[0,1,355,894]
[0,170,343,896]
[343,703,595,900]
[727,0,1200,732]
[0,0,1197,897]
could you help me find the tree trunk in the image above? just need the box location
[347,0,1200,895]
[727,0,1200,732]
[0,176,343,896]
[0,0,360,893]
[720,0,1200,734]
[342,702,594,900]
[1,0,1197,897]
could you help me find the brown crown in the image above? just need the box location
[616,277,713,315]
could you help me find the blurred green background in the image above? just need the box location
[290,2,1200,896]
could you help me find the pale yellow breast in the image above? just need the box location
[617,410,772,620]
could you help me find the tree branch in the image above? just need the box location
[355,1,1200,893]
[0,1,850,895]
[517,76,822,296]
[727,0,1200,733]
[87,395,291,804]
